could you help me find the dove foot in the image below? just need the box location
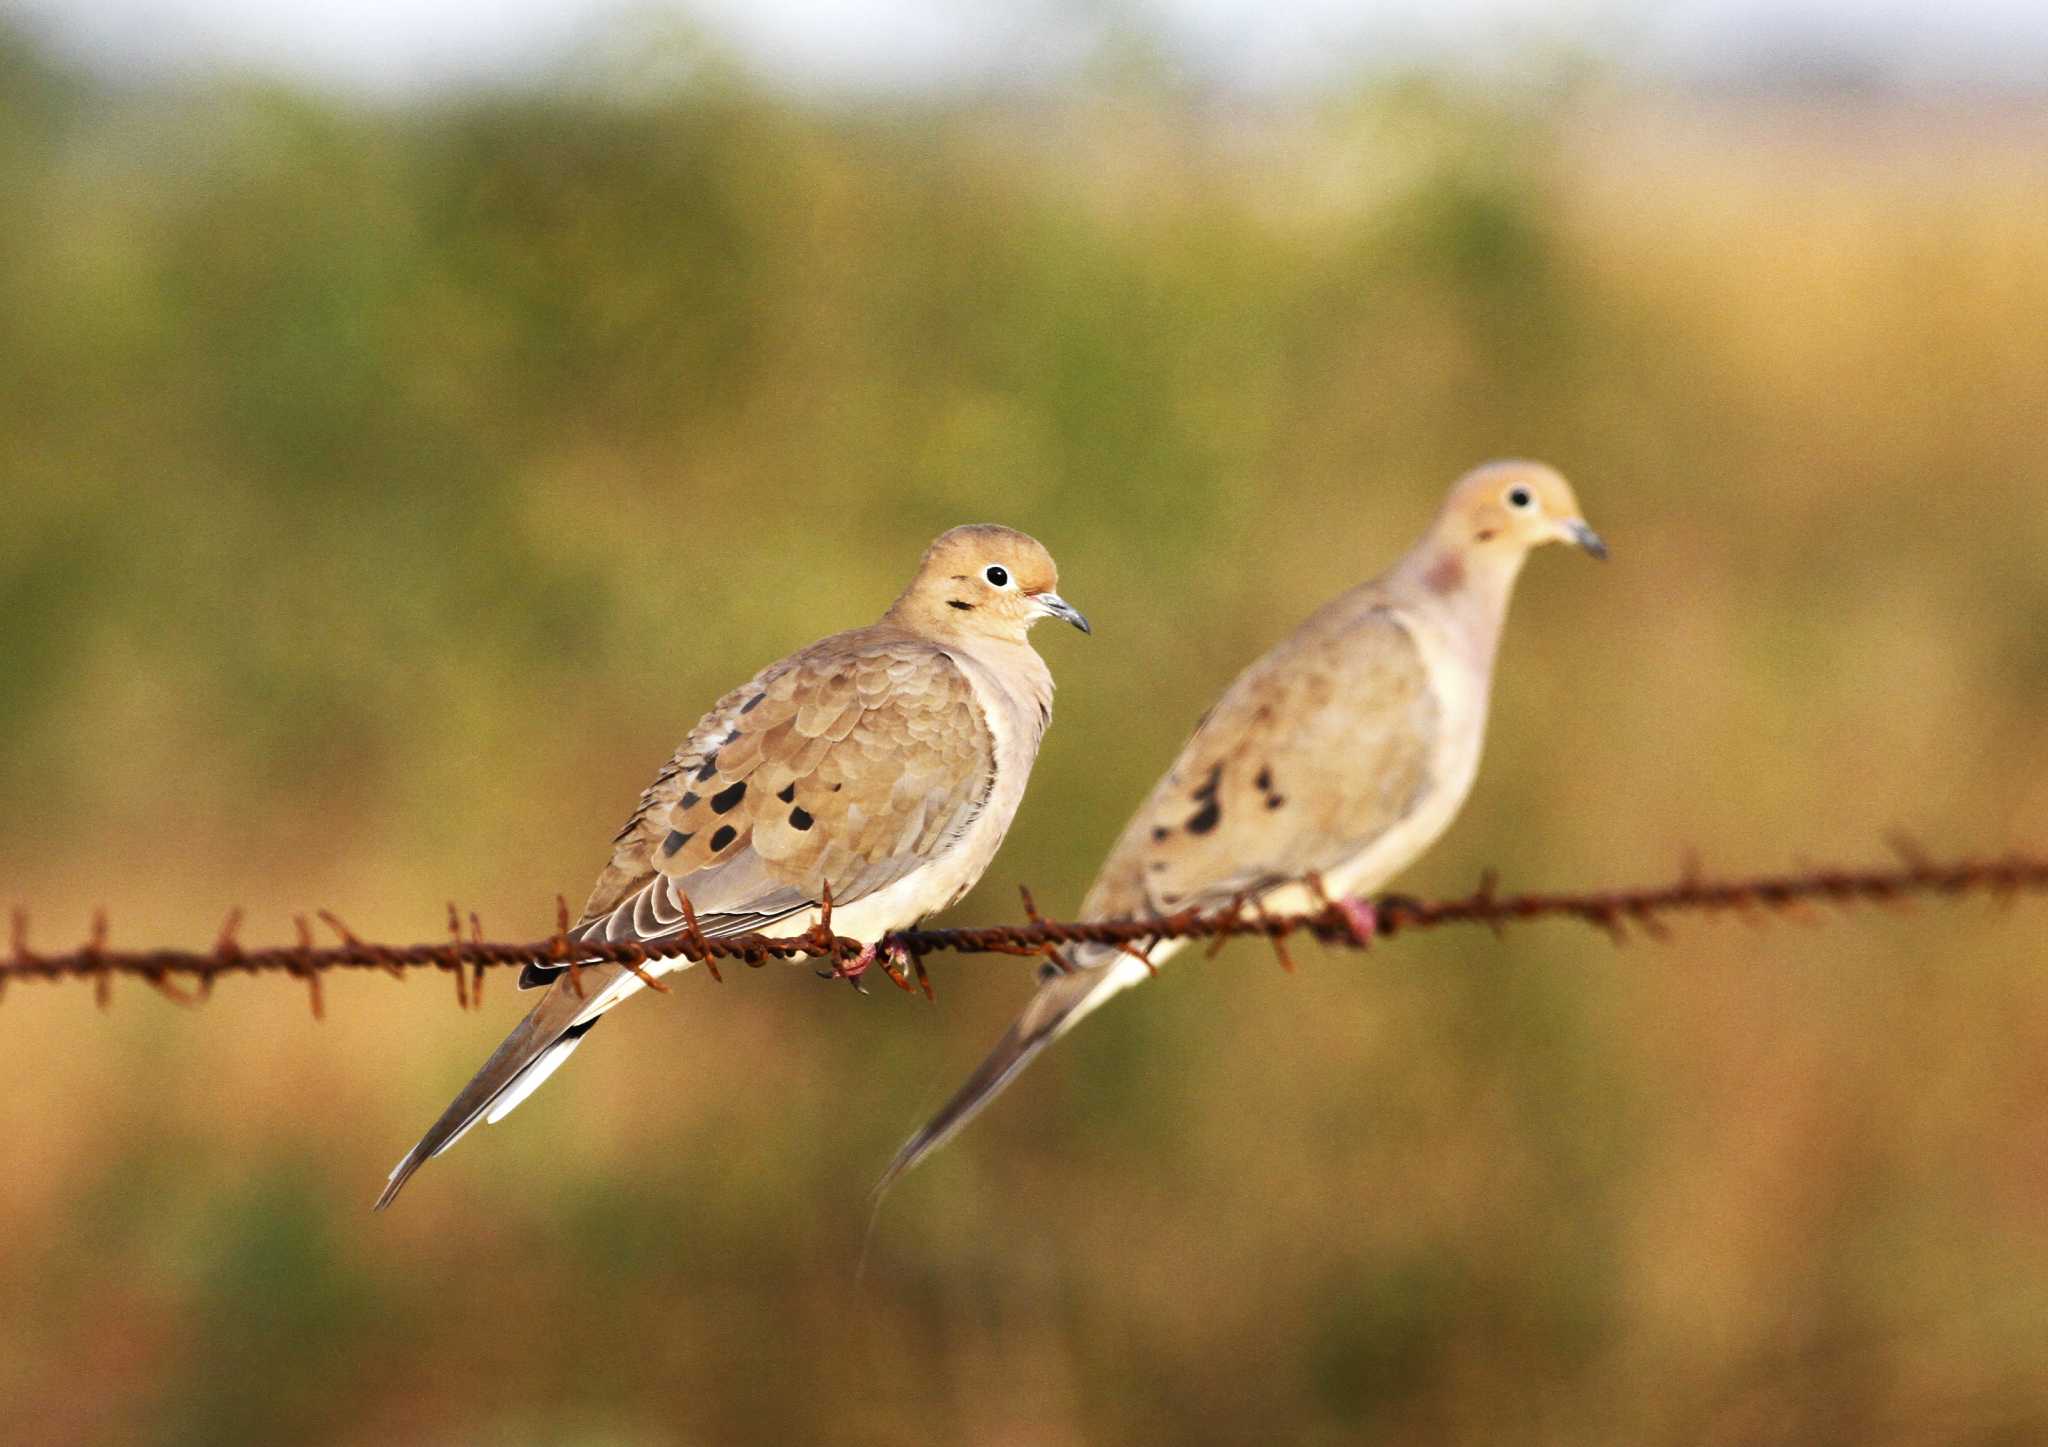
[872,940,918,994]
[1335,897,1380,948]
[818,941,871,993]
[824,939,914,994]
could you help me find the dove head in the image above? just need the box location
[1427,460,1606,579]
[887,524,1091,645]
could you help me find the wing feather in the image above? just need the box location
[558,626,996,964]
[1085,604,1439,919]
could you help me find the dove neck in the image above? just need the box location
[953,634,1053,710]
[1391,540,1527,668]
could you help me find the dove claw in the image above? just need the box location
[874,941,917,994]
[833,941,878,979]
[829,939,915,994]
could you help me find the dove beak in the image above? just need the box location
[1564,518,1608,561]
[1032,591,1092,634]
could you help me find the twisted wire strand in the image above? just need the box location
[4,846,2043,1015]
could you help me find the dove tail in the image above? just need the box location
[873,943,1161,1198]
[374,968,623,1211]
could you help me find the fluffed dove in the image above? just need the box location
[877,461,1603,1192]
[376,525,1089,1209]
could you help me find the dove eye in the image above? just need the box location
[984,565,1010,587]
[1506,486,1534,510]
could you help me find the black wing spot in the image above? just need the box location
[1265,795,1286,810]
[695,754,720,782]
[711,780,747,814]
[722,727,742,745]
[709,824,738,853]
[1186,798,1221,835]
[679,791,700,809]
[789,807,814,831]
[1254,766,1272,792]
[1191,764,1222,803]
[776,783,796,803]
[740,692,766,714]
[1151,826,1170,843]
[660,830,694,857]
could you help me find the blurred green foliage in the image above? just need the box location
[5,18,2048,1446]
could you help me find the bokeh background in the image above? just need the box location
[5,2,2048,1442]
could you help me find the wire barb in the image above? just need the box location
[677,893,719,984]
[549,895,585,999]
[2,848,2044,1007]
[617,944,670,994]
[1252,898,1295,973]
[468,911,485,1008]
[445,903,471,1010]
[1018,884,1072,978]
[6,908,32,1002]
[292,915,324,1020]
[86,909,110,1010]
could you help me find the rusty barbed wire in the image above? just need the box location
[3,845,2045,1014]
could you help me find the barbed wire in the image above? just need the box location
[4,843,2043,1017]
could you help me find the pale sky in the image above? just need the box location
[10,0,2048,96]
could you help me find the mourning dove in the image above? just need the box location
[877,461,1603,1191]
[375,525,1089,1209]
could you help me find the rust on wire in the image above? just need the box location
[86,909,110,1010]
[445,903,471,1011]
[1253,898,1296,974]
[677,893,719,984]
[1017,884,1071,979]
[551,895,584,1000]
[616,941,671,995]
[2,850,2046,1010]
[293,915,324,1021]
[467,911,486,1009]
[6,907,32,1004]
[1204,895,1247,960]
[1113,937,1159,977]
[815,880,845,972]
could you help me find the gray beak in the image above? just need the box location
[1567,519,1609,561]
[1033,591,1091,634]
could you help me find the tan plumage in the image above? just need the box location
[878,461,1605,1192]
[570,632,999,946]
[377,525,1088,1210]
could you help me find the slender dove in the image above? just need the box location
[876,461,1603,1192]
[376,525,1089,1210]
